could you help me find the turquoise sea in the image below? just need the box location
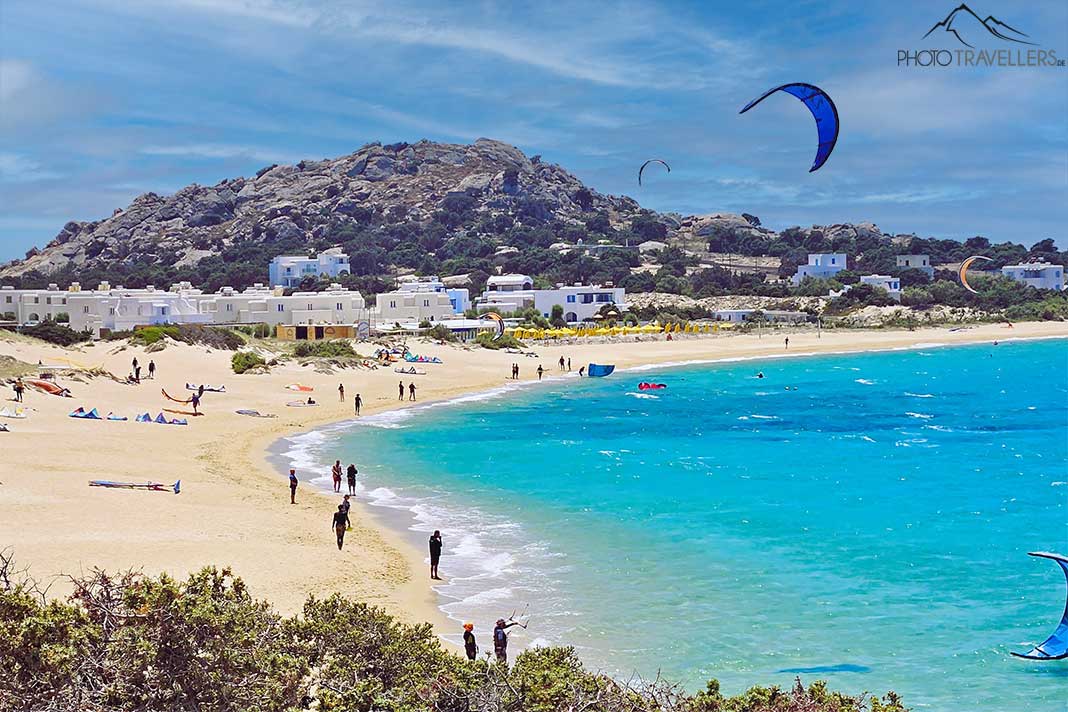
[280,338,1068,710]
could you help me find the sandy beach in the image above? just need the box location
[1,321,1065,634]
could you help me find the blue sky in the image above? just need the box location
[1,0,1066,261]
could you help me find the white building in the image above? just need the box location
[207,283,368,326]
[1001,263,1064,291]
[792,253,847,286]
[268,249,350,288]
[375,289,456,324]
[67,282,214,335]
[395,275,470,314]
[713,309,808,323]
[1,283,72,323]
[476,273,626,323]
[859,274,902,302]
[895,254,933,278]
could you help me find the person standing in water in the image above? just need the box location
[346,463,357,495]
[353,393,362,416]
[331,460,342,493]
[463,623,478,661]
[429,530,443,580]
[398,381,404,400]
[338,383,345,402]
[288,469,298,504]
[331,505,350,550]
[493,618,521,664]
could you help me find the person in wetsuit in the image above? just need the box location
[429,530,443,580]
[463,622,478,661]
[346,463,357,494]
[493,618,521,664]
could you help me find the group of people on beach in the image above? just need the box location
[129,356,156,383]
[398,380,417,401]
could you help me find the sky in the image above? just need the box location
[1,0,1066,261]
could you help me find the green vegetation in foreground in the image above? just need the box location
[104,324,246,350]
[476,331,523,350]
[292,339,358,358]
[231,350,267,374]
[4,320,92,346]
[0,561,908,712]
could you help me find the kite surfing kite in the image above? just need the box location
[481,312,505,341]
[90,480,181,494]
[958,255,992,294]
[739,83,839,172]
[1012,552,1068,660]
[638,159,670,186]
[161,388,192,403]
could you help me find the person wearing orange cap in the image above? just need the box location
[462,622,477,661]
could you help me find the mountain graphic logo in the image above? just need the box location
[923,4,1036,48]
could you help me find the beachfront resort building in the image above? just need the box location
[375,289,457,324]
[791,253,847,286]
[1,283,73,324]
[268,249,350,288]
[394,275,470,314]
[895,254,934,278]
[65,282,214,334]
[1000,263,1064,291]
[205,283,369,327]
[859,274,902,301]
[475,274,627,323]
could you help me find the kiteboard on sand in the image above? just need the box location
[89,480,181,494]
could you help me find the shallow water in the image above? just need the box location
[280,339,1068,710]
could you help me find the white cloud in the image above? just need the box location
[0,153,63,182]
[140,143,302,163]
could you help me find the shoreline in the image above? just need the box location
[261,327,1068,640]
[1,321,1066,643]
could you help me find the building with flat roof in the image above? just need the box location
[1001,263,1064,291]
[268,249,350,288]
[895,254,933,278]
[476,274,626,323]
[859,274,902,301]
[791,253,847,285]
[375,289,456,324]
[395,275,470,314]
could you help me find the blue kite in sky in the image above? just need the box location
[739,83,839,172]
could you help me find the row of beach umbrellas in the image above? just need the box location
[507,322,724,340]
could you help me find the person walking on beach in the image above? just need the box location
[784,337,789,350]
[12,378,25,403]
[463,623,478,661]
[190,392,200,415]
[332,505,350,550]
[346,463,357,495]
[331,460,342,493]
[338,383,345,402]
[493,618,521,665]
[340,494,351,517]
[132,356,138,374]
[408,382,416,401]
[134,364,141,383]
[429,530,443,580]
[537,365,544,380]
[398,381,405,400]
[148,360,156,379]
[289,469,298,504]
[354,393,362,416]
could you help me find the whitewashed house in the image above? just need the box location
[475,273,626,322]
[859,274,902,301]
[67,283,213,335]
[1,284,72,324]
[207,283,368,326]
[395,275,470,314]
[895,254,934,278]
[792,253,847,285]
[1001,263,1064,291]
[268,249,350,288]
[375,289,456,324]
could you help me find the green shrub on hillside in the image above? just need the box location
[476,332,522,350]
[231,351,266,374]
[0,561,909,712]
[425,324,458,342]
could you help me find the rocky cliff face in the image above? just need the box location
[0,138,643,279]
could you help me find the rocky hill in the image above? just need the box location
[1,138,643,280]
